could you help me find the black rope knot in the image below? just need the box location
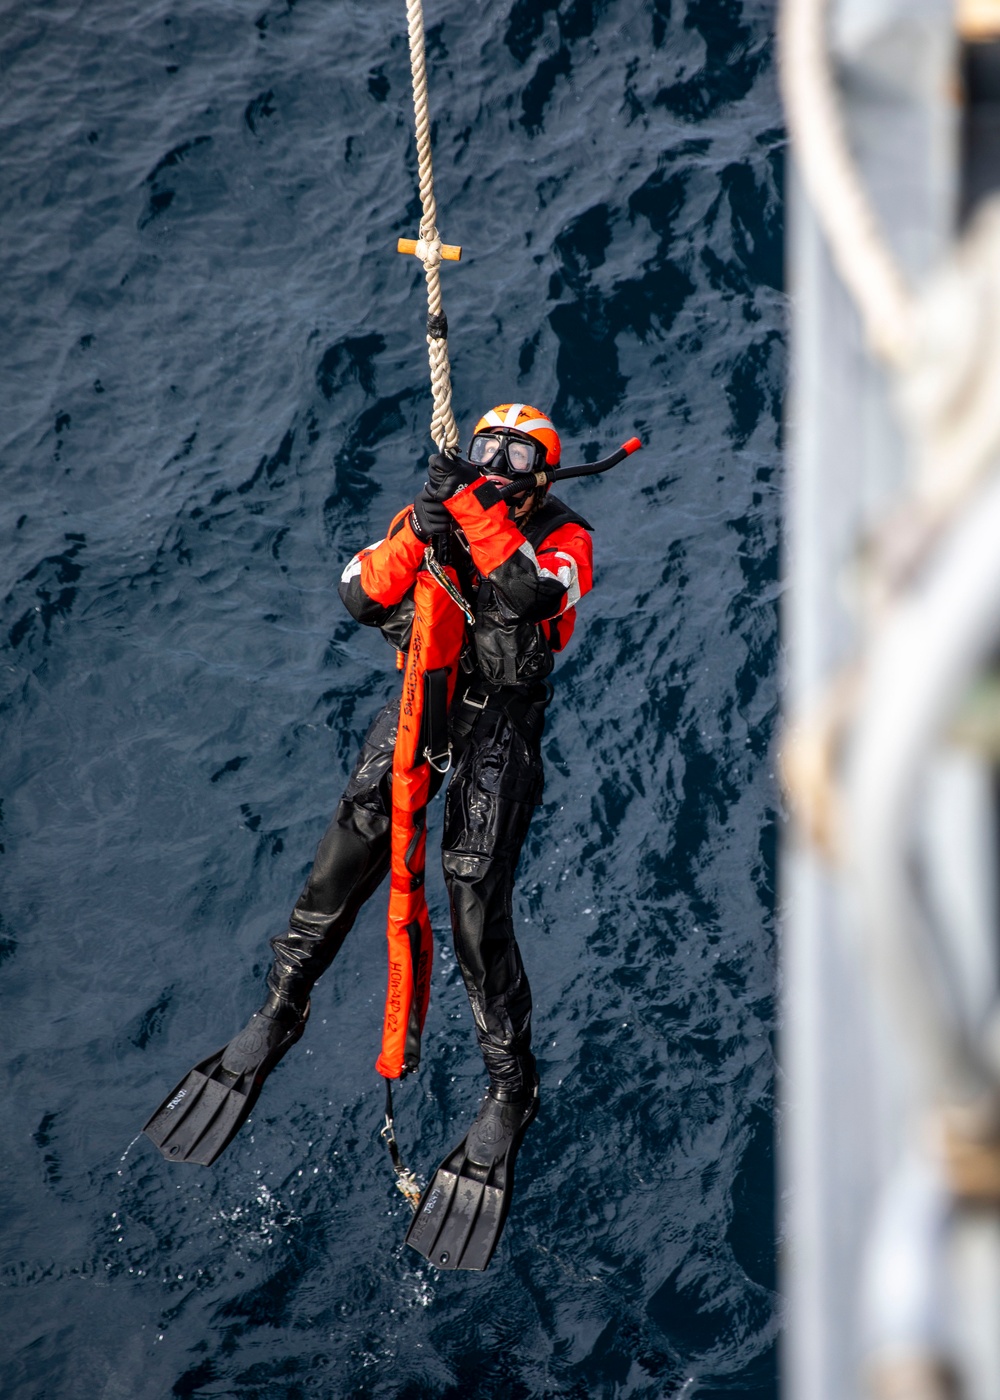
[426,311,448,340]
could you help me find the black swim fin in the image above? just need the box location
[143,1002,309,1166]
[404,1085,538,1271]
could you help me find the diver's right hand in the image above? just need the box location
[411,480,454,540]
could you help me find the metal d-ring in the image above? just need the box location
[425,744,453,775]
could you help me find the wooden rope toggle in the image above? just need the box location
[397,237,462,262]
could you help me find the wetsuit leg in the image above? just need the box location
[441,708,544,1100]
[264,699,398,1012]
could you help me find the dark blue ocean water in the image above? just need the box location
[1,2,783,1396]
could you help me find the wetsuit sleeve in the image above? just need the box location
[338,504,425,625]
[445,479,594,624]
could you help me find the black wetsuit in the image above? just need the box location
[263,492,593,1101]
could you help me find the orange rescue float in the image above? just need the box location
[375,559,466,1080]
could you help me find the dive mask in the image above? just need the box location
[468,430,546,477]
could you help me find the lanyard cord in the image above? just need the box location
[380,1078,424,1212]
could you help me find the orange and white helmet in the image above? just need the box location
[470,403,561,467]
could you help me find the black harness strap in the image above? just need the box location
[419,667,452,773]
[451,676,553,746]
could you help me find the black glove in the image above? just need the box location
[411,480,454,540]
[427,450,477,498]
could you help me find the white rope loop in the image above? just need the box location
[405,0,459,452]
[778,0,914,366]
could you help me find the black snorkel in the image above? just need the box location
[492,436,643,501]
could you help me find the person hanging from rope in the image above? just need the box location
[144,402,595,1259]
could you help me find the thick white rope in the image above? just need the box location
[846,466,1000,1105]
[405,0,459,452]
